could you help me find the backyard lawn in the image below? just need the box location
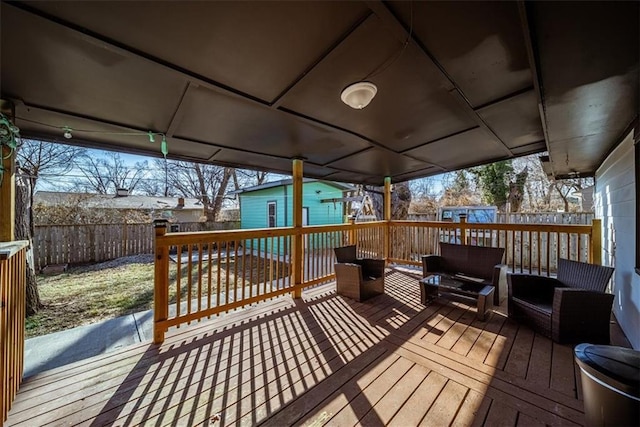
[26,253,288,338]
[26,255,156,338]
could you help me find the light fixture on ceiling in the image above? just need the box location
[63,126,73,139]
[340,82,377,110]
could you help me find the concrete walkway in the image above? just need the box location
[24,309,155,378]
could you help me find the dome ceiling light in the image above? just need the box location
[340,82,377,110]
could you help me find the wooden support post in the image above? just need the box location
[384,177,391,262]
[590,218,602,265]
[153,220,169,344]
[0,100,15,242]
[292,159,303,298]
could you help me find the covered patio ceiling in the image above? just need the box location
[1,1,638,185]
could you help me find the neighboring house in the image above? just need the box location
[233,179,354,254]
[34,190,205,224]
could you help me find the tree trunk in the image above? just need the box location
[211,168,233,221]
[15,169,41,315]
[366,182,412,220]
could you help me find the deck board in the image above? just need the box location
[7,270,631,426]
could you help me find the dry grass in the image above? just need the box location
[26,253,290,338]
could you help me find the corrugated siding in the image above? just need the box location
[595,130,639,349]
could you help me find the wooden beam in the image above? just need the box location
[292,159,303,298]
[384,177,391,262]
[0,100,15,242]
[153,221,169,344]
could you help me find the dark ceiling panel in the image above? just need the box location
[26,1,369,102]
[212,149,336,179]
[477,90,544,149]
[387,1,533,108]
[329,149,430,178]
[321,171,380,186]
[529,1,639,175]
[1,5,186,132]
[279,14,476,152]
[545,132,624,177]
[174,85,371,165]
[510,141,547,156]
[405,128,507,169]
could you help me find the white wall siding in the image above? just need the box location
[595,130,639,349]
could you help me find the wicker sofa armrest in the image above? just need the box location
[508,274,562,301]
[422,255,443,276]
[552,288,615,344]
[359,258,385,278]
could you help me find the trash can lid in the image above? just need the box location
[575,344,640,398]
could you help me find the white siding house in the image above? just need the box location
[594,129,639,349]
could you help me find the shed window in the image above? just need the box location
[267,201,277,228]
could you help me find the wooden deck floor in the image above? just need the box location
[7,269,630,426]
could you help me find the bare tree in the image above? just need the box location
[552,177,594,212]
[440,170,479,207]
[15,139,85,315]
[76,152,148,194]
[148,159,236,221]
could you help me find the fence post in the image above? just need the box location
[590,218,602,265]
[153,220,169,344]
[459,213,467,245]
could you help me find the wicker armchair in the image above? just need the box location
[508,258,614,344]
[334,245,385,302]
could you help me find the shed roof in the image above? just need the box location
[232,179,354,195]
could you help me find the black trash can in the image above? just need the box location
[574,343,640,427]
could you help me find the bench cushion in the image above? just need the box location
[440,243,504,281]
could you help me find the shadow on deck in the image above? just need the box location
[7,269,629,426]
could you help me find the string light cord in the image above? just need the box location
[362,2,414,81]
[14,115,169,158]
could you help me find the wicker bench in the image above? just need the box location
[422,242,507,306]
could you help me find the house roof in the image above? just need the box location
[232,179,354,195]
[2,2,637,185]
[34,191,204,211]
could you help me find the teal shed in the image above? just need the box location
[233,179,353,254]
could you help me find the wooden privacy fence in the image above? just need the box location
[0,241,27,426]
[409,212,594,224]
[32,222,238,270]
[387,220,601,274]
[152,219,601,343]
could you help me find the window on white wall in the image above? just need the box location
[267,201,277,228]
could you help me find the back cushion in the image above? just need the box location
[465,246,505,280]
[334,245,357,263]
[439,243,504,280]
[557,258,614,292]
[439,243,468,273]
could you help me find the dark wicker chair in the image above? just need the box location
[508,258,614,344]
[334,245,385,302]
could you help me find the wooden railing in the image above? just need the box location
[153,219,601,343]
[152,221,387,343]
[0,241,27,426]
[388,219,601,273]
